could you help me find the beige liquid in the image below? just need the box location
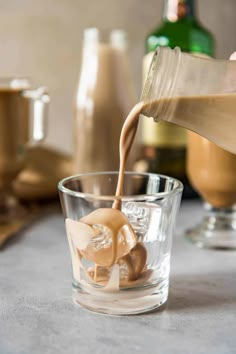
[142,94,236,155]
[0,89,29,188]
[142,94,236,208]
[68,102,147,287]
[188,132,236,208]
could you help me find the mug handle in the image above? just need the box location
[22,87,50,144]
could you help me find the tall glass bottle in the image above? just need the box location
[74,28,136,173]
[140,0,214,197]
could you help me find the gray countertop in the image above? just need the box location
[0,200,236,354]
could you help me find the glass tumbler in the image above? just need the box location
[58,172,183,315]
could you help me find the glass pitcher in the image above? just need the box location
[141,47,236,154]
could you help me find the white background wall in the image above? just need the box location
[0,0,235,153]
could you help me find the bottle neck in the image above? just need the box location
[163,0,196,22]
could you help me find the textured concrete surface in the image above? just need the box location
[0,0,235,153]
[0,200,236,354]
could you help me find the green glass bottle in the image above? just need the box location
[140,0,214,198]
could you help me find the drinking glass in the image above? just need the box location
[0,78,49,223]
[58,172,183,315]
[186,132,236,249]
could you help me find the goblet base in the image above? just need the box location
[185,204,236,250]
[0,190,28,225]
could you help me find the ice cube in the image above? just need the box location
[90,224,113,250]
[122,202,162,242]
[66,218,94,250]
[67,208,137,267]
[84,223,137,267]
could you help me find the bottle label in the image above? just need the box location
[142,51,187,147]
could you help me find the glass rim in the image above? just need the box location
[58,171,183,201]
[0,77,31,90]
